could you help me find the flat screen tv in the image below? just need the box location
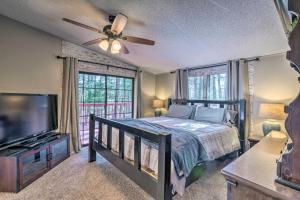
[0,93,58,146]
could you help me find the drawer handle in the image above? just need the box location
[227,180,238,187]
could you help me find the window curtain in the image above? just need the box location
[227,60,251,150]
[175,69,188,99]
[136,69,142,118]
[239,60,251,150]
[226,61,239,101]
[60,57,80,153]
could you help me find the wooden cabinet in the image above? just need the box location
[222,135,300,200]
[49,137,70,168]
[225,178,279,200]
[19,146,50,190]
[0,133,70,193]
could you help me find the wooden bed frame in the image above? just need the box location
[88,99,246,200]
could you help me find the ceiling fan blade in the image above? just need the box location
[62,18,102,33]
[111,13,128,35]
[82,38,105,46]
[121,36,155,45]
[119,41,130,54]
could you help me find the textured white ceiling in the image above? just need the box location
[0,0,289,74]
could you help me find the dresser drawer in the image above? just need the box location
[226,179,279,200]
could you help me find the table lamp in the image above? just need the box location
[259,103,286,136]
[153,99,164,117]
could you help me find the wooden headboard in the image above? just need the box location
[167,98,246,155]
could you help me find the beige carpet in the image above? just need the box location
[0,148,230,200]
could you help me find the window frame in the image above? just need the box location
[78,71,135,147]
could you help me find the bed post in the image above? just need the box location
[239,99,246,155]
[89,114,96,162]
[167,98,172,109]
[157,134,172,200]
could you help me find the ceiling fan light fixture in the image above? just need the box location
[111,13,128,35]
[98,39,109,51]
[111,48,120,54]
[111,40,122,51]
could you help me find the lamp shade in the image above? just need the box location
[111,40,122,51]
[259,103,286,120]
[153,99,164,109]
[98,39,109,51]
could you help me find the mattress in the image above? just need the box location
[98,116,240,195]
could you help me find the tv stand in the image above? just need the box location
[0,132,70,192]
[6,145,32,149]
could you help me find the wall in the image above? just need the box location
[250,54,299,136]
[141,70,156,117]
[156,72,176,100]
[155,72,175,114]
[0,15,63,124]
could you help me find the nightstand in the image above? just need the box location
[248,135,264,148]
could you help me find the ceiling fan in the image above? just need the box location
[62,13,155,54]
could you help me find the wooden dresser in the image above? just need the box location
[222,135,300,200]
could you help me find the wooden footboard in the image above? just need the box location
[88,114,172,200]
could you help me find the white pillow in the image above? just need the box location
[166,105,194,119]
[194,106,225,124]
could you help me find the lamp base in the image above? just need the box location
[154,110,161,117]
[262,120,281,136]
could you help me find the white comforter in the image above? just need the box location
[100,116,240,195]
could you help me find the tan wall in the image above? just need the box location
[0,15,63,124]
[155,72,175,114]
[250,54,299,136]
[141,70,156,117]
[156,72,175,100]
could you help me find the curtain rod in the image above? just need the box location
[56,56,138,73]
[170,62,227,74]
[244,57,260,63]
[170,57,260,74]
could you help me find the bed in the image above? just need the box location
[88,99,246,200]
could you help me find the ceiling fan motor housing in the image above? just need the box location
[103,24,122,40]
[108,15,116,24]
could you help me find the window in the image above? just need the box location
[188,76,205,100]
[78,72,134,146]
[188,65,227,100]
[208,73,226,100]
